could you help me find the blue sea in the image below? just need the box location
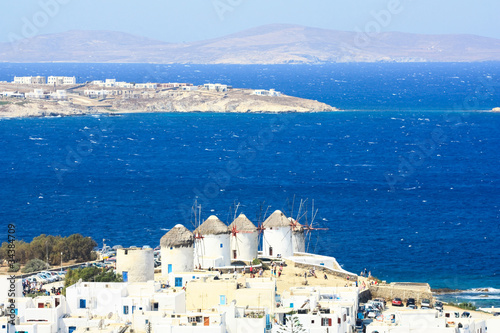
[0,63,499,307]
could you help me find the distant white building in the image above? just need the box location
[25,89,47,99]
[204,83,228,92]
[115,82,134,88]
[253,89,282,96]
[181,85,198,91]
[13,76,46,85]
[135,83,157,89]
[50,90,68,100]
[84,89,109,98]
[47,76,76,85]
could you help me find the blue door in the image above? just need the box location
[69,327,76,333]
[168,264,172,273]
[175,277,182,287]
[220,295,226,305]
[79,299,86,308]
[123,271,128,282]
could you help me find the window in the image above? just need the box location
[79,299,86,309]
[132,306,136,314]
[220,243,223,248]
[290,302,294,308]
[123,306,129,314]
[153,303,158,311]
[175,277,183,287]
[124,250,128,255]
[220,295,226,305]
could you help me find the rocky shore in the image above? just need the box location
[0,87,337,118]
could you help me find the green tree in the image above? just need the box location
[63,267,123,294]
[22,258,49,273]
[276,314,306,333]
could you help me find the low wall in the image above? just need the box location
[369,283,433,303]
[292,261,358,282]
[359,289,372,303]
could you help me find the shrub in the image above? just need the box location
[22,259,48,273]
[8,263,20,272]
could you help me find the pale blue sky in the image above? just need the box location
[2,0,499,43]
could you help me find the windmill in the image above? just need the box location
[301,200,328,253]
[255,202,271,252]
[190,200,205,268]
[229,215,258,262]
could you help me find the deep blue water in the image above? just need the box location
[0,63,499,306]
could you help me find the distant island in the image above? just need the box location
[0,76,337,118]
[2,24,500,64]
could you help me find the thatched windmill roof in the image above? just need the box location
[262,210,290,228]
[160,224,194,248]
[229,213,257,233]
[194,215,230,235]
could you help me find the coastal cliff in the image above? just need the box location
[0,88,337,118]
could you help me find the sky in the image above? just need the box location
[1,0,499,43]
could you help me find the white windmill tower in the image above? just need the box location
[229,213,258,262]
[194,215,231,268]
[262,210,294,258]
[160,224,194,275]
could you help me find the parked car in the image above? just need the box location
[434,301,443,311]
[408,304,418,310]
[367,310,380,319]
[406,298,416,307]
[39,272,56,283]
[421,299,432,308]
[44,271,60,281]
[374,298,387,306]
[392,298,403,307]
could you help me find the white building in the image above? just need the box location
[203,83,228,92]
[47,76,76,85]
[160,224,194,275]
[104,79,116,87]
[278,286,359,333]
[115,82,134,88]
[181,85,198,91]
[50,90,68,100]
[13,76,46,85]
[262,210,294,258]
[366,309,487,333]
[135,83,157,89]
[25,89,47,99]
[84,89,109,98]
[253,89,282,96]
[229,213,258,262]
[116,247,154,283]
[194,215,231,268]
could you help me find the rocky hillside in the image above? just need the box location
[2,24,500,63]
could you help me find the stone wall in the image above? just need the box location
[369,283,433,304]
